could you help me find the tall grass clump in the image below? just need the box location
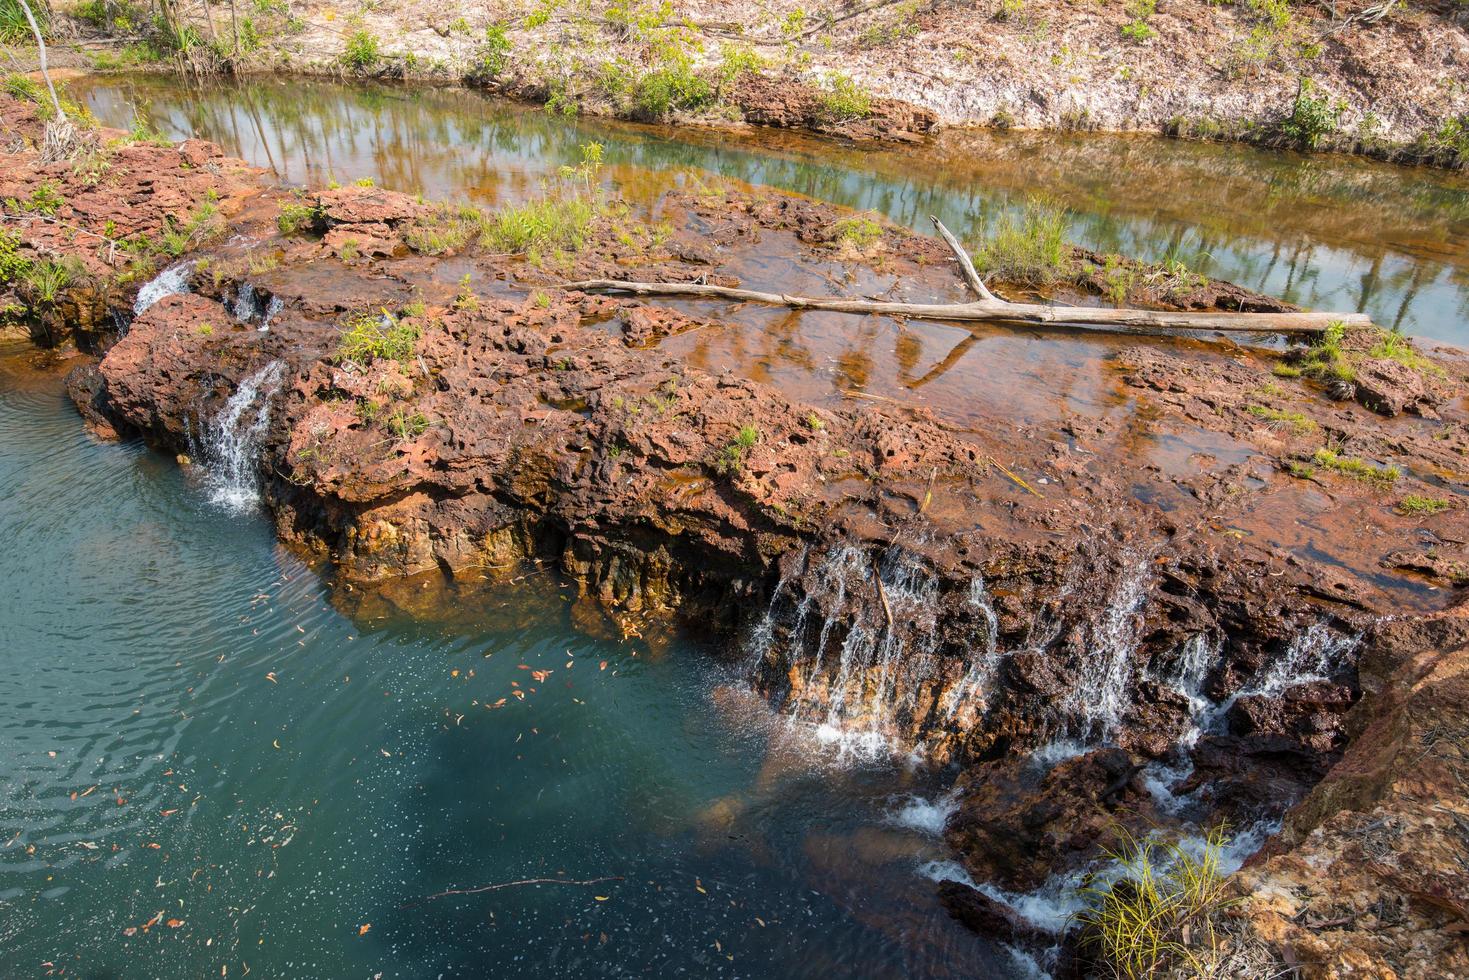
[336,309,421,364]
[974,197,1073,286]
[1073,828,1237,979]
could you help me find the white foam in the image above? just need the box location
[133,261,192,315]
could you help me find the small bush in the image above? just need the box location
[1281,78,1341,151]
[468,23,512,81]
[713,425,759,475]
[0,228,32,284]
[24,257,83,303]
[341,30,382,72]
[277,200,325,236]
[25,180,65,216]
[833,213,883,250]
[975,197,1073,286]
[1293,320,1355,383]
[818,73,873,121]
[632,63,712,120]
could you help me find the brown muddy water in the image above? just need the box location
[75,74,1469,352]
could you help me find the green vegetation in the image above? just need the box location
[1291,319,1355,383]
[1247,404,1316,433]
[1280,78,1342,151]
[453,273,479,311]
[1312,447,1400,488]
[1285,460,1315,479]
[1397,494,1450,516]
[974,197,1072,286]
[1073,828,1237,980]
[713,425,760,475]
[716,43,764,92]
[385,407,431,439]
[0,228,31,284]
[24,180,64,217]
[469,23,512,81]
[277,198,325,236]
[24,257,82,303]
[818,73,873,121]
[341,29,382,72]
[805,412,825,431]
[0,0,47,44]
[1369,327,1442,376]
[160,201,221,257]
[337,309,422,364]
[832,213,883,251]
[408,142,605,260]
[1120,0,1157,42]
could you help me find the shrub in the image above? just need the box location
[832,213,883,250]
[469,23,512,81]
[277,199,325,236]
[818,73,872,121]
[341,30,382,72]
[1073,828,1237,979]
[632,63,712,120]
[0,228,31,284]
[974,197,1072,286]
[1293,319,1355,383]
[25,180,64,216]
[713,425,759,475]
[1280,78,1341,150]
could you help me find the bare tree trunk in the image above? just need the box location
[16,0,64,122]
[557,219,1374,337]
[228,0,240,56]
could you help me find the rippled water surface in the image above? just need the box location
[0,344,994,976]
[74,75,1469,346]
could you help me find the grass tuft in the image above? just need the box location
[1073,827,1238,980]
[1312,447,1400,488]
[974,197,1072,286]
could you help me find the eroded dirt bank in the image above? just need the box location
[4,90,1469,974]
[37,0,1469,166]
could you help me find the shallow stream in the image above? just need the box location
[2,76,1466,977]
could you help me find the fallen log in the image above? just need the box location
[559,218,1371,336]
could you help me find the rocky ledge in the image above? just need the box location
[4,91,1468,974]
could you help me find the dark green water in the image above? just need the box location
[0,346,993,977]
[75,75,1469,347]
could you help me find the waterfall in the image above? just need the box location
[1063,556,1151,743]
[748,541,951,758]
[1247,621,1354,697]
[133,261,192,316]
[197,360,286,513]
[229,281,283,331]
[941,575,1002,719]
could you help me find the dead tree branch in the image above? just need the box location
[559,218,1368,336]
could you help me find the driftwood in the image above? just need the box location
[417,876,625,903]
[560,218,1372,336]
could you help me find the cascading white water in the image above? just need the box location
[229,281,284,331]
[1063,556,1152,743]
[748,542,952,759]
[198,360,286,513]
[941,575,1002,719]
[133,261,192,315]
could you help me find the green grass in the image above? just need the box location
[0,0,46,44]
[277,200,324,236]
[385,407,431,439]
[159,201,221,257]
[1369,327,1442,376]
[713,424,759,475]
[1312,447,1400,488]
[336,310,422,364]
[24,257,82,303]
[1293,319,1356,383]
[1397,495,1450,516]
[1073,827,1237,980]
[1246,404,1316,434]
[974,197,1072,286]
